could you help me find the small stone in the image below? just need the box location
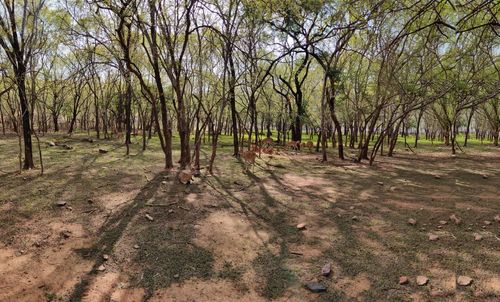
[439,220,447,225]
[48,141,56,147]
[437,226,442,229]
[97,265,106,272]
[352,216,359,221]
[168,209,174,214]
[389,186,397,192]
[87,199,93,204]
[377,182,384,186]
[174,274,180,279]
[429,234,439,241]
[484,220,492,225]
[55,200,67,207]
[399,276,409,285]
[133,244,140,249]
[449,214,461,225]
[305,282,327,293]
[162,181,167,185]
[145,214,154,221]
[474,234,482,241]
[321,263,331,276]
[349,206,355,210]
[434,175,441,179]
[494,215,500,223]
[408,218,417,225]
[103,254,109,261]
[296,223,306,230]
[457,276,473,286]
[416,276,429,286]
[482,175,488,179]
[99,149,108,154]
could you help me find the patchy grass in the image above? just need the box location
[0,132,499,302]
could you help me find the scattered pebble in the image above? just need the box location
[162,181,167,185]
[484,220,492,226]
[416,276,429,286]
[55,201,67,207]
[377,182,384,186]
[439,220,447,225]
[103,254,109,261]
[168,209,174,214]
[351,216,359,221]
[474,234,482,241]
[428,234,439,241]
[349,206,355,210]
[321,263,331,276]
[296,223,306,230]
[434,175,441,179]
[399,276,409,285]
[133,244,140,249]
[457,276,473,286]
[174,274,180,279]
[408,218,417,225]
[97,265,106,272]
[145,214,154,221]
[305,282,327,293]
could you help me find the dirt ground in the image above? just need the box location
[0,134,499,302]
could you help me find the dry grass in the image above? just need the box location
[0,133,499,302]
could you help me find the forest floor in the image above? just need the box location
[0,133,499,302]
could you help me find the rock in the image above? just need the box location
[449,214,461,225]
[133,244,140,249]
[349,206,355,210]
[296,223,306,230]
[99,149,108,154]
[48,141,56,147]
[399,276,409,285]
[55,200,67,207]
[305,282,327,293]
[457,276,473,286]
[168,209,174,214]
[439,220,447,225]
[482,175,488,179]
[434,175,441,179]
[437,226,442,229]
[377,182,384,186]
[494,215,500,223]
[178,170,193,185]
[408,218,417,225]
[161,181,167,185]
[416,276,429,286]
[193,170,201,177]
[484,220,492,225]
[174,274,180,279]
[97,265,106,272]
[428,234,439,241]
[145,214,154,222]
[103,254,109,261]
[352,216,359,221]
[321,263,332,276]
[87,199,93,204]
[474,234,482,241]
